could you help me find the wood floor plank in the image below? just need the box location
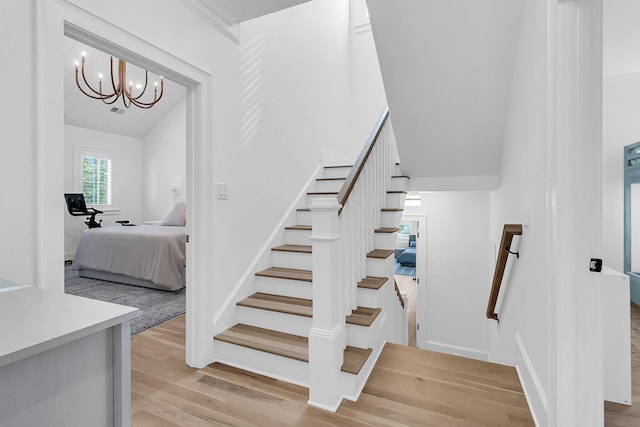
[131,315,534,427]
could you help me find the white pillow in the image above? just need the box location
[161,202,186,226]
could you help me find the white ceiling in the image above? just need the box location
[64,37,186,139]
[367,0,524,186]
[193,0,312,24]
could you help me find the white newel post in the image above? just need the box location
[307,197,346,412]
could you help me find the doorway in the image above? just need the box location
[394,214,426,347]
[38,1,215,367]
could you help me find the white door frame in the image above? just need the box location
[36,0,215,367]
[400,213,427,348]
[548,0,603,425]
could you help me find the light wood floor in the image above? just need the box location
[131,315,533,426]
[605,304,640,426]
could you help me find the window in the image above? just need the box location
[74,146,115,209]
[398,222,412,240]
[82,155,112,205]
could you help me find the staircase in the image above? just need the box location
[213,108,408,410]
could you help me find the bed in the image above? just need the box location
[396,234,417,267]
[71,203,187,291]
[397,246,416,267]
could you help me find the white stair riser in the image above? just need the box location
[367,257,394,277]
[315,179,346,193]
[214,340,309,387]
[255,276,313,299]
[285,229,312,246]
[386,192,406,209]
[345,312,385,349]
[306,194,338,207]
[237,306,311,337]
[394,164,402,176]
[390,177,408,192]
[296,210,312,226]
[271,251,312,270]
[357,287,385,308]
[322,167,351,179]
[380,211,403,228]
[374,231,398,250]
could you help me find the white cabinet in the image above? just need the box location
[0,281,139,426]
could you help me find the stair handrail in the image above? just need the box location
[486,224,523,321]
[337,107,390,214]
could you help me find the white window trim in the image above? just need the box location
[73,145,120,213]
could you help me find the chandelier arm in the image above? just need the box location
[78,60,114,99]
[111,57,122,97]
[128,85,164,108]
[101,96,120,105]
[130,72,150,101]
[75,72,114,100]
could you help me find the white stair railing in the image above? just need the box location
[308,108,397,410]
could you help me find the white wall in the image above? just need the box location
[0,2,37,285]
[349,0,388,150]
[405,192,491,360]
[142,96,186,222]
[63,125,144,259]
[8,0,380,360]
[488,0,549,419]
[602,75,640,272]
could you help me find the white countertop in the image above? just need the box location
[0,281,140,368]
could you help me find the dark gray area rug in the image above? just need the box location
[65,267,185,335]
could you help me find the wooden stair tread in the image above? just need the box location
[285,225,312,231]
[316,177,346,181]
[255,267,312,282]
[391,175,410,179]
[272,244,312,254]
[346,307,382,326]
[367,249,394,259]
[342,346,373,375]
[307,191,339,195]
[387,190,407,194]
[324,165,353,169]
[296,208,310,212]
[237,292,312,317]
[381,208,404,212]
[375,227,399,233]
[357,276,388,290]
[214,324,308,362]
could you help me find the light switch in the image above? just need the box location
[217,183,229,200]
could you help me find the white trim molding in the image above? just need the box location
[515,333,547,426]
[176,0,240,43]
[424,340,490,362]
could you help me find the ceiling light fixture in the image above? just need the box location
[74,52,164,109]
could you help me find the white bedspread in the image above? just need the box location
[72,225,186,291]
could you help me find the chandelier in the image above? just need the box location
[74,52,164,109]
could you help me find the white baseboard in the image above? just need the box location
[424,340,490,362]
[515,333,547,427]
[65,252,75,262]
